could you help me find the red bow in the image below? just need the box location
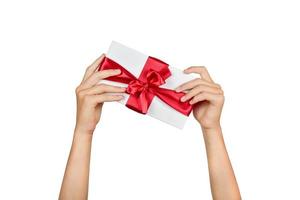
[98,56,192,116]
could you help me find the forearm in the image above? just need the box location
[202,126,241,200]
[59,130,93,200]
[58,55,124,199]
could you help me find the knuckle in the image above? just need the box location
[214,87,222,94]
[102,69,113,75]
[100,94,108,101]
[195,78,202,83]
[221,90,224,98]
[193,95,199,101]
[97,95,105,102]
[77,90,85,98]
[75,86,81,94]
[85,65,94,72]
[196,85,204,91]
[97,84,105,91]
[218,94,225,101]
[215,83,222,88]
[194,94,202,102]
[185,93,192,99]
[200,66,207,70]
[92,72,104,81]
[94,71,102,78]
[98,84,107,93]
[111,95,119,100]
[202,92,208,97]
[100,70,114,78]
[94,70,103,75]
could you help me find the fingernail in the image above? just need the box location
[189,100,194,104]
[175,87,181,92]
[114,69,121,73]
[181,96,186,102]
[183,68,189,74]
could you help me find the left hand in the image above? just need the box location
[75,54,125,134]
[175,66,225,130]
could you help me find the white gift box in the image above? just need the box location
[100,41,195,129]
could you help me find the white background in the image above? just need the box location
[0,0,299,199]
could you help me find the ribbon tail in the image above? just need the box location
[126,90,155,114]
[153,88,193,116]
[98,57,137,84]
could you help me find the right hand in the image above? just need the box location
[175,66,224,131]
[75,54,126,134]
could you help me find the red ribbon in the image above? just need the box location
[98,57,192,116]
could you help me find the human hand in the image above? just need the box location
[175,66,224,131]
[74,54,126,134]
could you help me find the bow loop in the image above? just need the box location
[146,70,165,87]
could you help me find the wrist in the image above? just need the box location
[74,126,94,141]
[200,123,222,133]
[201,124,222,134]
[201,124,223,143]
[74,123,95,135]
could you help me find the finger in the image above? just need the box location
[90,94,124,105]
[180,85,223,102]
[175,78,221,92]
[81,54,105,82]
[189,92,224,105]
[184,66,214,83]
[80,84,126,96]
[80,69,121,90]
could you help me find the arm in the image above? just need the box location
[176,66,241,200]
[59,54,125,200]
[202,126,240,200]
